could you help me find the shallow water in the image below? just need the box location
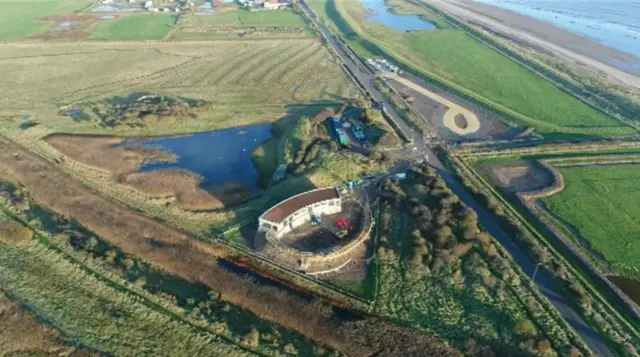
[473,0,640,74]
[361,0,437,31]
[125,124,272,195]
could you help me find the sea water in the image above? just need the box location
[474,0,640,74]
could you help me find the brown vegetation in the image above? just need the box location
[0,291,94,357]
[46,134,234,211]
[32,14,101,41]
[0,215,32,244]
[483,162,555,194]
[0,136,461,356]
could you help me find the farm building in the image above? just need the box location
[259,188,342,239]
[330,117,349,146]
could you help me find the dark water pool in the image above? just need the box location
[361,0,437,31]
[608,275,640,306]
[125,124,272,195]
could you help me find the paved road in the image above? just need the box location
[300,2,614,356]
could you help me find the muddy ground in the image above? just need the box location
[32,14,111,41]
[479,161,554,193]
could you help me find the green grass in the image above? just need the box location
[184,10,307,27]
[90,14,176,40]
[542,165,640,278]
[0,0,92,40]
[322,0,635,138]
[0,41,354,136]
[0,239,257,357]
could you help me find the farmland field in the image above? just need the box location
[541,164,640,278]
[0,0,92,40]
[90,14,176,40]
[0,40,356,136]
[186,10,308,27]
[320,0,635,139]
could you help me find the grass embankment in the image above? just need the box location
[0,41,354,136]
[453,154,640,355]
[0,288,95,357]
[374,164,590,356]
[0,0,91,40]
[317,0,635,139]
[541,165,640,280]
[90,14,176,40]
[252,107,394,191]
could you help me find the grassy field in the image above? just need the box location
[185,10,308,27]
[90,14,176,40]
[542,165,640,278]
[319,0,635,139]
[0,288,96,357]
[0,0,92,40]
[0,41,355,136]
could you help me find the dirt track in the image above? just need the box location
[381,71,480,135]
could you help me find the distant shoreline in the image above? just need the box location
[421,0,640,88]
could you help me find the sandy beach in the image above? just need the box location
[420,0,640,89]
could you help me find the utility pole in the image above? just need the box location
[532,262,542,283]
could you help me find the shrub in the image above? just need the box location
[514,319,537,339]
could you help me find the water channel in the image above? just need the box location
[125,124,272,196]
[361,0,437,31]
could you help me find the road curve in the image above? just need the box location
[299,2,614,355]
[380,71,480,135]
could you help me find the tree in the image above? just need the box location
[514,319,537,339]
[537,339,554,357]
[243,327,260,347]
[435,226,453,248]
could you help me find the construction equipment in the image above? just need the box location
[335,229,348,239]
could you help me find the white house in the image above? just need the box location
[263,1,289,10]
[259,188,342,239]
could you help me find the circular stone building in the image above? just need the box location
[258,188,342,239]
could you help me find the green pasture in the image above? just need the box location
[188,9,307,27]
[542,165,640,278]
[90,14,176,40]
[0,0,92,40]
[321,0,635,139]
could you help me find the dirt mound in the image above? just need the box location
[484,162,555,193]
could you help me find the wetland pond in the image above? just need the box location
[361,0,437,31]
[608,275,640,307]
[125,124,272,196]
